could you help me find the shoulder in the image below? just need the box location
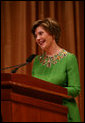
[66,51,78,62]
[61,49,76,60]
[64,50,78,67]
[61,48,76,58]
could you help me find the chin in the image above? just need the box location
[41,47,45,50]
[40,45,46,50]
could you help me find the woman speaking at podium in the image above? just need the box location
[31,18,81,122]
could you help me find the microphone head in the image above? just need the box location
[26,54,36,62]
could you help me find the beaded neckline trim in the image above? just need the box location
[38,49,68,68]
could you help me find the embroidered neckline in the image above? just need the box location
[38,49,68,67]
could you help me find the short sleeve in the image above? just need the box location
[65,54,81,97]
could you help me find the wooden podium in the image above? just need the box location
[1,73,71,122]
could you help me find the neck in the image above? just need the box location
[45,42,61,56]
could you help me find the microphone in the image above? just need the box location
[1,54,36,73]
[11,54,36,73]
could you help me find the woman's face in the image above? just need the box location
[35,26,54,51]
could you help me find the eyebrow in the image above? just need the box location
[35,30,43,35]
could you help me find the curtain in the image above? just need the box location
[1,1,84,121]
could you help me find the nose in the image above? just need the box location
[36,35,40,42]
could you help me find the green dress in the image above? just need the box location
[32,49,81,122]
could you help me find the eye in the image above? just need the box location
[34,31,44,39]
[39,31,43,35]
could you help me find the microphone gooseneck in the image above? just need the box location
[11,54,36,73]
[0,54,36,73]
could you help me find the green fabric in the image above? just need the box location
[32,50,81,122]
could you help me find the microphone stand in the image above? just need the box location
[11,62,28,73]
[1,63,25,71]
[11,54,36,73]
[1,54,36,73]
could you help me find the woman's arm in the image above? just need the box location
[65,54,81,97]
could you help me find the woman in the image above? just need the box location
[31,18,81,122]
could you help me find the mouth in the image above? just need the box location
[38,40,46,46]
